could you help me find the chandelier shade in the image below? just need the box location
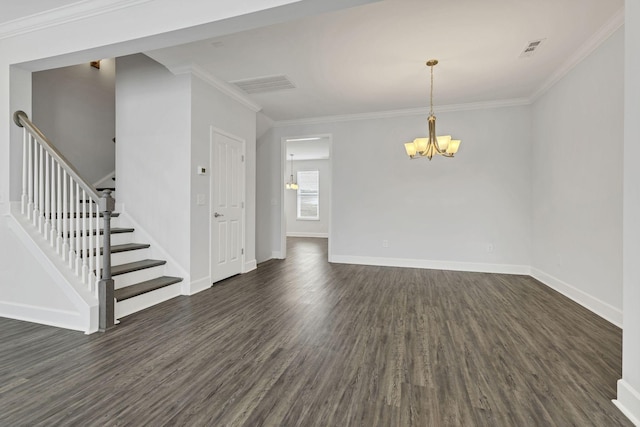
[404,59,461,160]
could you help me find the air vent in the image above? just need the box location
[519,39,546,58]
[230,75,296,94]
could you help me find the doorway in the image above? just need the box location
[280,135,332,260]
[210,128,245,283]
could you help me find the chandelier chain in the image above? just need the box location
[429,63,434,116]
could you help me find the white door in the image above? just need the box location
[210,129,244,283]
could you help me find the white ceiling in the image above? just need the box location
[147,0,623,122]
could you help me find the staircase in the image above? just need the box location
[88,211,183,319]
[12,110,183,331]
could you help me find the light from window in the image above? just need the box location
[297,170,319,220]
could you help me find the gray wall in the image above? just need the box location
[32,59,116,185]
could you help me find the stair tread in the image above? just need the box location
[111,259,166,276]
[69,227,133,237]
[84,243,150,257]
[114,276,183,301]
[50,212,120,218]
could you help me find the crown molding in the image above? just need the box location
[0,0,153,40]
[272,98,531,128]
[530,6,624,102]
[170,64,262,113]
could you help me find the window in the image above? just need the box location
[297,170,320,220]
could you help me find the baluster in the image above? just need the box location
[95,199,101,294]
[88,198,94,292]
[75,182,81,277]
[21,128,27,215]
[82,189,89,285]
[36,144,43,230]
[55,164,62,253]
[27,135,34,220]
[62,171,69,261]
[48,158,56,246]
[68,180,75,268]
[44,152,51,239]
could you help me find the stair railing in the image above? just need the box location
[13,111,115,331]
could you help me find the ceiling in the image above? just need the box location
[146,0,623,122]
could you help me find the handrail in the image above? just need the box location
[13,110,115,331]
[13,111,101,202]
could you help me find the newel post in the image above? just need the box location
[98,190,115,332]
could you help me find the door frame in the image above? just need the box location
[210,126,247,283]
[280,134,333,260]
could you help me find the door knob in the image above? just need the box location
[214,212,224,218]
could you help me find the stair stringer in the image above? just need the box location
[5,205,98,334]
[115,207,191,294]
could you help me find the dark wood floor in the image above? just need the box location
[0,237,631,426]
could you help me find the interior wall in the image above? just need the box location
[257,127,276,263]
[531,27,624,324]
[285,158,330,237]
[115,54,192,273]
[261,105,532,271]
[190,73,258,288]
[618,2,640,423]
[32,60,116,185]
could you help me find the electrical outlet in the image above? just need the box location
[382,240,389,248]
[196,194,205,205]
[487,243,494,253]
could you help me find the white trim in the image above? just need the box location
[286,232,328,238]
[0,301,87,332]
[273,98,531,127]
[530,268,622,327]
[530,6,625,101]
[330,254,531,275]
[171,64,262,113]
[188,276,211,296]
[614,380,640,426]
[244,259,257,273]
[0,0,153,40]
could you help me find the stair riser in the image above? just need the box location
[115,282,181,319]
[110,248,151,265]
[114,265,166,289]
[97,233,134,247]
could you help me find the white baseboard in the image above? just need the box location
[244,259,257,273]
[188,276,211,295]
[0,301,88,333]
[286,232,328,238]
[330,254,531,275]
[614,380,640,426]
[530,268,622,327]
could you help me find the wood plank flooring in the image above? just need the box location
[0,237,631,426]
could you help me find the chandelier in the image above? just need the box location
[404,59,461,160]
[285,153,298,190]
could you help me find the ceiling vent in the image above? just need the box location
[230,75,296,94]
[519,39,546,58]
